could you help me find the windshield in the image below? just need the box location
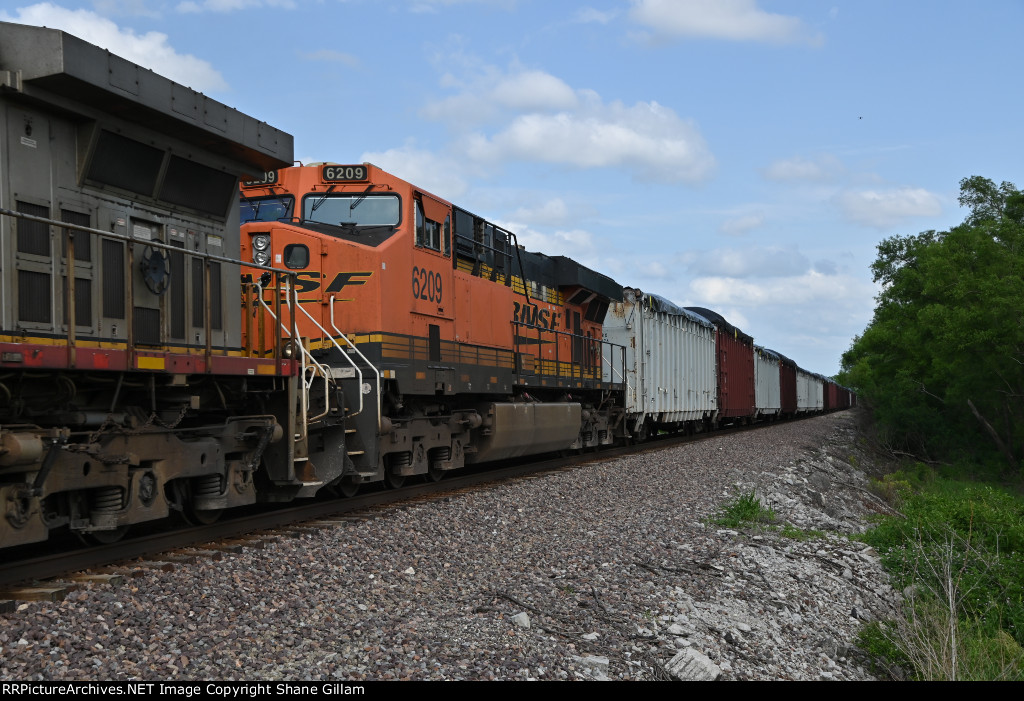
[240,195,295,223]
[302,194,401,227]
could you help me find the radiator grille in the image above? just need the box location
[102,240,125,319]
[210,262,222,330]
[133,306,161,345]
[16,201,49,256]
[62,277,93,327]
[191,258,204,328]
[169,242,185,339]
[18,270,51,323]
[60,210,91,262]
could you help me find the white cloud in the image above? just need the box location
[689,271,867,307]
[359,144,470,199]
[0,3,227,92]
[762,154,844,182]
[510,198,570,226]
[574,7,617,24]
[424,62,714,183]
[629,0,822,46]
[836,187,942,228]
[424,68,578,126]
[683,246,810,278]
[496,220,599,265]
[463,98,715,183]
[719,213,764,236]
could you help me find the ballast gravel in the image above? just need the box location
[0,410,900,681]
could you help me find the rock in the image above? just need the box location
[665,648,721,681]
[510,612,530,629]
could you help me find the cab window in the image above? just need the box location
[283,244,309,269]
[415,200,445,253]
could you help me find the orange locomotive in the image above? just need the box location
[239,163,626,492]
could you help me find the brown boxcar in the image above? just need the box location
[773,350,798,417]
[687,307,755,423]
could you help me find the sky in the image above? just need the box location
[2,0,1021,376]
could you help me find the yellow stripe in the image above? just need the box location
[136,356,165,370]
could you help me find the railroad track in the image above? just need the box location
[0,419,776,597]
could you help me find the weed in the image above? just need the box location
[713,490,776,528]
[778,523,825,541]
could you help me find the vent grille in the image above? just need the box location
[63,277,93,328]
[133,307,161,345]
[60,210,91,262]
[191,258,204,328]
[16,201,49,256]
[18,270,51,323]
[169,242,185,339]
[102,240,125,319]
[210,262,222,330]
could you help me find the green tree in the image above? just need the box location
[839,177,1024,472]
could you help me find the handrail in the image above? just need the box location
[254,282,332,426]
[330,296,383,433]
[511,320,626,387]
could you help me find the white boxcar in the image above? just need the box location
[754,346,781,419]
[603,289,717,436]
[795,367,824,413]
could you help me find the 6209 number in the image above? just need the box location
[412,266,442,304]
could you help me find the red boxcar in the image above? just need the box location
[687,307,755,423]
[773,350,798,417]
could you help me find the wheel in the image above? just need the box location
[182,505,223,526]
[77,525,129,546]
[384,469,405,490]
[335,478,360,498]
[428,464,445,483]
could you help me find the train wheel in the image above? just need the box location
[183,504,223,526]
[385,469,405,490]
[77,526,129,546]
[428,465,445,483]
[336,478,360,498]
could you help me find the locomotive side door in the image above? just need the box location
[410,192,454,390]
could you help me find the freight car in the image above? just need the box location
[0,22,296,548]
[603,289,717,439]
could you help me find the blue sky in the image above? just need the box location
[4,1,1021,376]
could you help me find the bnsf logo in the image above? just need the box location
[514,301,560,330]
[242,271,373,294]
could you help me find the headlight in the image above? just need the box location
[252,250,271,266]
[251,234,271,251]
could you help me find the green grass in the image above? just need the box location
[713,490,777,528]
[859,467,1024,680]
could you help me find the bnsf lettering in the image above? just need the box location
[513,301,559,330]
[241,272,372,295]
[412,266,442,304]
[325,272,373,293]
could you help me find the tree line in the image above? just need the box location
[838,176,1024,473]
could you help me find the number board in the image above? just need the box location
[322,165,369,182]
[242,170,277,187]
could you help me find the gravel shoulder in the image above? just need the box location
[0,410,899,681]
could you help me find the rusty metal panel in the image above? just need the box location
[754,346,781,417]
[603,289,717,430]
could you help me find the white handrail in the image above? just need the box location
[329,296,382,433]
[290,294,366,418]
[254,283,332,424]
